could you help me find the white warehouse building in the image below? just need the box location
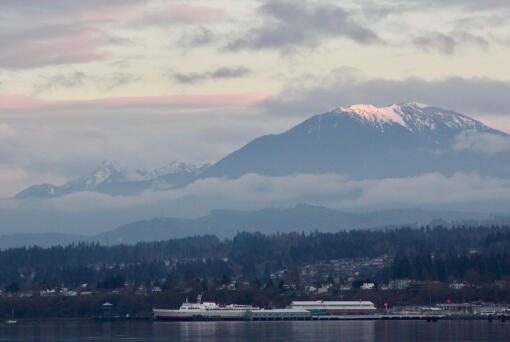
[289,301,377,316]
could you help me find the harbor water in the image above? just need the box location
[1,320,510,341]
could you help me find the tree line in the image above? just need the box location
[1,225,510,292]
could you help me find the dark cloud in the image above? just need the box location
[32,72,140,94]
[226,0,382,53]
[414,33,456,55]
[260,72,510,118]
[34,72,86,94]
[177,27,216,48]
[109,36,135,46]
[102,73,142,91]
[129,5,226,28]
[413,31,489,55]
[171,66,251,84]
[212,67,251,79]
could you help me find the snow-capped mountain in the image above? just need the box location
[65,160,126,190]
[14,160,210,199]
[332,103,488,132]
[202,103,510,179]
[15,103,510,199]
[140,162,209,180]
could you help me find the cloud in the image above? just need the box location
[172,66,252,84]
[0,92,268,111]
[33,72,86,94]
[413,31,489,55]
[130,5,226,27]
[0,93,276,197]
[177,27,216,47]
[452,14,509,30]
[163,5,226,23]
[13,172,510,216]
[102,73,142,91]
[93,93,267,107]
[0,123,15,136]
[454,130,510,154]
[0,94,48,110]
[1,0,146,21]
[226,0,382,53]
[81,2,146,21]
[0,1,148,69]
[0,166,27,183]
[32,72,143,94]
[3,171,510,235]
[371,0,510,14]
[0,26,109,69]
[339,172,510,210]
[413,33,456,55]
[260,71,510,119]
[406,0,510,11]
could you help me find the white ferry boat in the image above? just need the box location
[153,295,258,321]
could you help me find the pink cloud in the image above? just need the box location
[84,3,145,21]
[94,93,267,106]
[0,27,109,69]
[0,94,48,110]
[0,93,269,110]
[169,5,226,22]
[134,5,227,26]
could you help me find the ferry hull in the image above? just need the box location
[154,316,246,321]
[153,309,248,321]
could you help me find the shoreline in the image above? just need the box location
[4,315,507,323]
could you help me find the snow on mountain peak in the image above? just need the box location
[154,161,204,175]
[337,104,408,129]
[124,161,210,181]
[326,103,489,133]
[75,160,125,188]
[400,101,429,109]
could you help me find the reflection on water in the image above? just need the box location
[154,321,376,342]
[0,320,509,341]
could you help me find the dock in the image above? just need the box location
[311,314,444,321]
[247,311,444,321]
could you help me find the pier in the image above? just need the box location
[310,314,444,321]
[247,312,444,321]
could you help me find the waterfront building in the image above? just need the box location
[289,301,377,316]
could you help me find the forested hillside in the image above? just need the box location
[2,226,510,291]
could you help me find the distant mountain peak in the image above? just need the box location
[88,160,124,184]
[325,103,489,133]
[202,103,510,180]
[335,104,408,129]
[14,104,510,200]
[14,160,210,199]
[152,161,210,176]
[399,101,429,109]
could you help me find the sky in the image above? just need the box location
[2,0,510,199]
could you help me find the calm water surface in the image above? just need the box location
[0,320,509,341]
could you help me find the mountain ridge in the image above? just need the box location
[0,205,500,249]
[14,103,510,199]
[202,103,509,179]
[15,160,210,199]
